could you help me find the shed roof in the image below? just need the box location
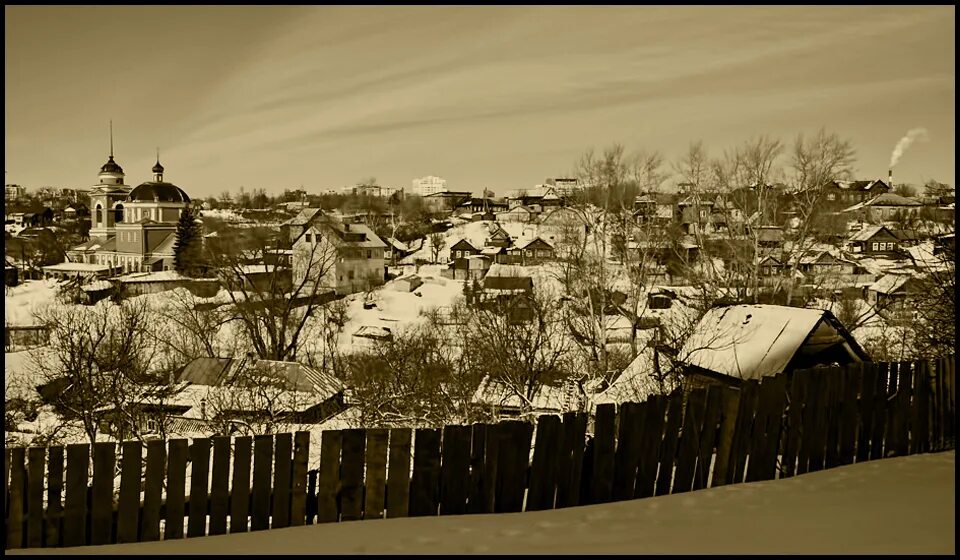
[679,305,858,381]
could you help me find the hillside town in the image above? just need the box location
[4,131,955,450]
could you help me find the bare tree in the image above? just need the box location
[428,232,446,264]
[208,223,338,362]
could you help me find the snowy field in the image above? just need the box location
[4,278,59,326]
[14,451,953,555]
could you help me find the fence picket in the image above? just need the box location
[7,447,26,549]
[439,425,471,515]
[611,402,644,501]
[339,429,366,522]
[141,440,165,542]
[385,428,411,519]
[528,415,562,510]
[894,363,912,457]
[729,380,759,484]
[856,364,878,463]
[710,388,740,488]
[871,363,890,460]
[272,433,293,529]
[44,446,64,547]
[674,389,707,493]
[409,428,441,517]
[467,424,488,514]
[589,403,617,504]
[556,413,587,508]
[165,439,189,540]
[26,447,45,548]
[804,371,827,473]
[208,437,231,536]
[911,361,929,454]
[291,431,310,527]
[695,386,723,490]
[251,435,274,531]
[363,429,388,520]
[495,421,532,513]
[90,442,115,546]
[781,372,805,477]
[316,431,342,523]
[229,437,252,533]
[187,438,211,538]
[116,441,142,544]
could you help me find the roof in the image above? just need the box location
[128,182,190,203]
[518,236,554,250]
[863,193,922,207]
[869,273,912,295]
[451,238,479,251]
[303,222,387,249]
[756,226,784,242]
[99,155,124,174]
[849,225,898,243]
[148,231,177,255]
[283,207,324,227]
[42,262,114,273]
[471,376,570,412]
[679,305,856,381]
[353,325,394,340]
[175,356,345,398]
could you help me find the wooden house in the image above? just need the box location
[847,225,902,256]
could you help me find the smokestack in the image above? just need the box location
[888,169,893,189]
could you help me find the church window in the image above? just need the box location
[95,205,102,224]
[114,204,124,223]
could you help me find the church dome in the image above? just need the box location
[127,182,191,203]
[100,155,124,174]
[152,160,165,174]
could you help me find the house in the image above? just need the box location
[389,274,423,293]
[867,273,924,311]
[496,205,537,223]
[384,237,411,264]
[506,186,562,212]
[484,223,514,248]
[678,304,868,387]
[480,245,509,265]
[754,226,785,250]
[797,251,856,277]
[292,220,387,295]
[280,207,326,246]
[5,257,18,286]
[842,192,922,221]
[450,238,481,261]
[819,179,891,206]
[470,376,580,417]
[511,236,555,266]
[676,194,715,235]
[847,225,902,256]
[458,197,508,214]
[422,191,473,214]
[933,232,954,256]
[482,263,533,293]
[633,192,677,226]
[593,329,680,406]
[758,254,784,277]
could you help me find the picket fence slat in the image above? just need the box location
[409,428,441,517]
[385,428,411,519]
[871,363,890,460]
[229,437,252,533]
[62,444,88,547]
[116,441,142,544]
[363,429,388,520]
[44,446,64,547]
[439,425,471,515]
[208,437,231,536]
[556,412,587,508]
[291,431,310,527]
[710,388,739,488]
[856,365,878,463]
[141,440,166,542]
[495,421,532,513]
[611,402,643,502]
[316,431,342,523]
[729,380,759,485]
[527,415,562,510]
[272,433,293,529]
[673,390,706,493]
[695,386,723,490]
[7,447,26,549]
[165,440,189,540]
[589,403,617,504]
[26,447,45,548]
[467,424,488,514]
[340,429,366,522]
[187,439,211,538]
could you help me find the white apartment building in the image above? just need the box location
[412,176,448,197]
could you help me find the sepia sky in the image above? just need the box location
[4,5,955,197]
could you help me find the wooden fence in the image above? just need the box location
[4,357,955,549]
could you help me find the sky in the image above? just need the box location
[4,5,955,198]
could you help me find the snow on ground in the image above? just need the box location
[200,208,244,222]
[334,274,465,351]
[4,278,60,326]
[21,451,953,555]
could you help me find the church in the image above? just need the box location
[68,144,195,273]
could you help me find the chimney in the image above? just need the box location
[888,169,893,189]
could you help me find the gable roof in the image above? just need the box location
[450,238,479,252]
[175,356,344,397]
[679,305,862,381]
[869,273,914,295]
[283,207,324,227]
[518,236,554,250]
[849,224,898,243]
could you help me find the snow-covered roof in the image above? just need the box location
[869,273,912,295]
[680,305,837,381]
[471,376,572,412]
[353,325,394,341]
[42,262,114,273]
[848,225,896,243]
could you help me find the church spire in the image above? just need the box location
[152,147,165,182]
[109,120,114,158]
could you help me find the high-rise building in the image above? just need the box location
[412,176,448,197]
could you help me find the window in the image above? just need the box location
[95,204,102,224]
[367,250,372,259]
[872,242,878,251]
[348,271,355,280]
[525,249,533,257]
[305,233,312,243]
[827,193,836,201]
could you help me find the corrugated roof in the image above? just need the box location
[175,356,344,400]
[680,305,832,381]
[869,273,911,295]
[177,357,234,385]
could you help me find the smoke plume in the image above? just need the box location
[889,128,929,168]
